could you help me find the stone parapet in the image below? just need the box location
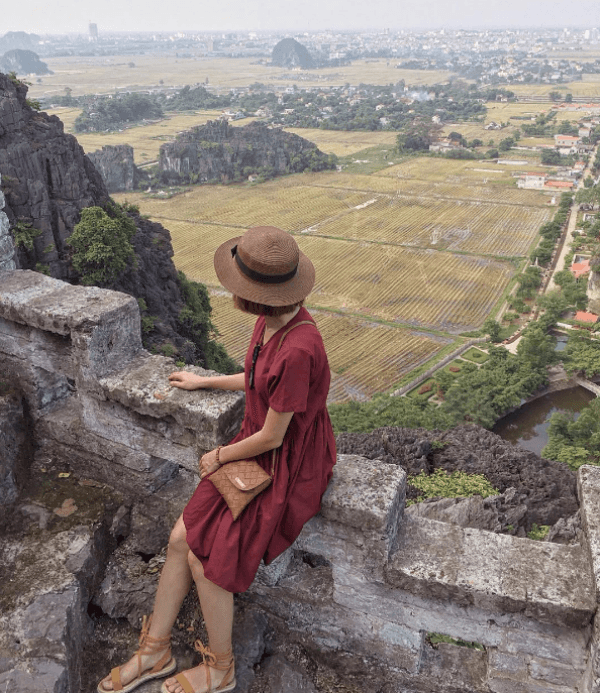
[2,270,600,693]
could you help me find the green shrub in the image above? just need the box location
[527,523,550,541]
[427,633,484,651]
[12,221,42,250]
[68,204,136,285]
[408,468,499,505]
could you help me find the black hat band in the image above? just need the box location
[231,245,298,284]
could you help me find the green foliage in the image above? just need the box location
[67,203,136,285]
[26,98,42,111]
[328,393,455,435]
[563,332,600,377]
[543,399,600,469]
[527,523,550,541]
[160,343,176,357]
[554,270,589,311]
[483,318,501,342]
[35,262,50,275]
[74,93,164,133]
[541,149,562,166]
[177,271,240,374]
[408,468,499,504]
[427,633,485,651]
[141,315,157,334]
[12,221,42,250]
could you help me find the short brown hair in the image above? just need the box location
[233,295,303,317]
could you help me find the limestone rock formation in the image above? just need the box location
[0,72,233,369]
[0,49,52,75]
[0,175,15,270]
[0,70,108,279]
[158,120,333,185]
[336,423,579,533]
[271,38,315,69]
[0,32,41,54]
[87,144,148,193]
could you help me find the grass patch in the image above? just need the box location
[527,523,550,541]
[339,145,405,175]
[461,347,489,363]
[427,633,485,651]
[408,468,499,505]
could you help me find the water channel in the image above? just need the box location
[492,387,595,456]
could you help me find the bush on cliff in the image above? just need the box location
[68,203,136,285]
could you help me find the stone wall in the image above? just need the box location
[1,269,600,692]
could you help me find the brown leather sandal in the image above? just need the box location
[98,615,177,693]
[161,640,236,693]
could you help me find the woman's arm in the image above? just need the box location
[169,371,245,391]
[199,408,294,478]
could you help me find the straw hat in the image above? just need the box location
[214,226,315,306]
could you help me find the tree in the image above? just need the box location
[565,93,573,103]
[483,318,501,342]
[397,119,442,153]
[68,204,136,285]
[541,149,562,166]
[549,91,562,102]
[516,326,557,370]
[498,137,515,152]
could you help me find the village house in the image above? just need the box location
[554,134,581,148]
[517,172,547,190]
[570,258,592,278]
[545,179,575,191]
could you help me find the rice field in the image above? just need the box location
[309,194,552,256]
[284,128,398,157]
[30,55,454,101]
[208,293,453,402]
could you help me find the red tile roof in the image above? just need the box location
[575,311,599,323]
[571,260,591,278]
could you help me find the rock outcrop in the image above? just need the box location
[271,38,315,69]
[158,120,333,185]
[337,423,579,533]
[87,144,148,193]
[0,72,235,369]
[0,71,108,279]
[0,49,51,76]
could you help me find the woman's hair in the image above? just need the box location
[233,295,303,317]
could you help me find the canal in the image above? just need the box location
[492,387,595,456]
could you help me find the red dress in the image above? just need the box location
[183,307,336,593]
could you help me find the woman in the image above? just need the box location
[98,225,336,693]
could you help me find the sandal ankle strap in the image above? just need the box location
[193,641,234,672]
[138,615,171,654]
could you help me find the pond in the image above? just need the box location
[492,387,595,456]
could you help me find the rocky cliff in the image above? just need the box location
[87,144,148,193]
[0,72,234,370]
[158,119,334,184]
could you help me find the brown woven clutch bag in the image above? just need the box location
[209,460,272,520]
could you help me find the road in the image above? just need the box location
[545,146,597,293]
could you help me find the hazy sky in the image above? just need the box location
[10,0,600,35]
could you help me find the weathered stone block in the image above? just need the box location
[96,353,245,454]
[529,656,583,688]
[386,515,595,629]
[0,271,142,381]
[488,649,529,680]
[579,465,600,601]
[37,400,179,495]
[0,389,30,504]
[489,679,574,693]
[0,316,74,377]
[295,454,406,575]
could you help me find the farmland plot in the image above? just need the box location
[208,293,453,402]
[284,128,398,157]
[311,194,552,256]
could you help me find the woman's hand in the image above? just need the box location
[199,448,221,479]
[169,371,206,390]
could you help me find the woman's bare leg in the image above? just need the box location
[99,514,193,691]
[163,552,234,693]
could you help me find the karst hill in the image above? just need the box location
[0,71,233,369]
[271,37,315,69]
